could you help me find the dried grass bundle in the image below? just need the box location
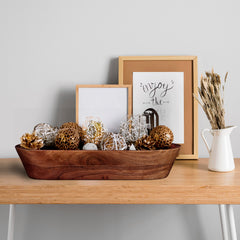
[193,69,228,129]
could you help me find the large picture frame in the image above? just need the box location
[76,85,132,133]
[118,56,198,159]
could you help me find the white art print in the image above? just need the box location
[77,87,129,133]
[133,72,184,143]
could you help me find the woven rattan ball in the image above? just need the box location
[150,125,174,149]
[84,120,106,145]
[55,128,80,150]
[101,133,127,151]
[33,123,58,147]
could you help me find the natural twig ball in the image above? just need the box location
[55,128,80,150]
[60,122,84,140]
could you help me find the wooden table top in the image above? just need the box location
[0,158,240,204]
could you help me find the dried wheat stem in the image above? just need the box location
[193,69,227,129]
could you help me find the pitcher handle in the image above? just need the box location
[201,129,211,154]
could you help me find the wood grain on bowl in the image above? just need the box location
[15,144,181,180]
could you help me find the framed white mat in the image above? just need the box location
[76,85,132,133]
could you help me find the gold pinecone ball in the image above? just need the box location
[55,128,80,150]
[135,135,156,150]
[150,125,174,149]
[20,132,44,150]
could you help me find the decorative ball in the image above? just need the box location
[84,120,106,145]
[60,122,84,144]
[34,123,58,147]
[55,128,80,150]
[119,115,148,144]
[129,144,136,151]
[150,125,174,149]
[135,135,156,150]
[83,143,98,150]
[20,132,44,150]
[101,133,127,151]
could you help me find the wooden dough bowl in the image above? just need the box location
[15,144,181,180]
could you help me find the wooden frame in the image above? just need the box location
[118,56,198,159]
[76,85,132,133]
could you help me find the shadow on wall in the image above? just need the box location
[16,205,210,240]
[52,89,75,126]
[52,58,119,126]
[106,57,118,84]
[178,205,207,240]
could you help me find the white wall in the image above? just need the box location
[0,0,240,239]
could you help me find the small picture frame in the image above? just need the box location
[76,85,132,133]
[118,56,198,159]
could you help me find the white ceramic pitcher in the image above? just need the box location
[201,126,237,172]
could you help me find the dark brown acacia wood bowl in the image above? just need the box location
[15,144,181,180]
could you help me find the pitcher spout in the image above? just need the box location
[211,126,237,135]
[223,126,237,134]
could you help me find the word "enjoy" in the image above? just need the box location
[140,80,174,98]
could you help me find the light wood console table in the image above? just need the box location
[0,158,239,240]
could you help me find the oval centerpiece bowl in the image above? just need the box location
[15,144,181,180]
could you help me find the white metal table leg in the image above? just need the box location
[226,205,237,240]
[7,204,15,240]
[219,204,238,240]
[219,204,229,240]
